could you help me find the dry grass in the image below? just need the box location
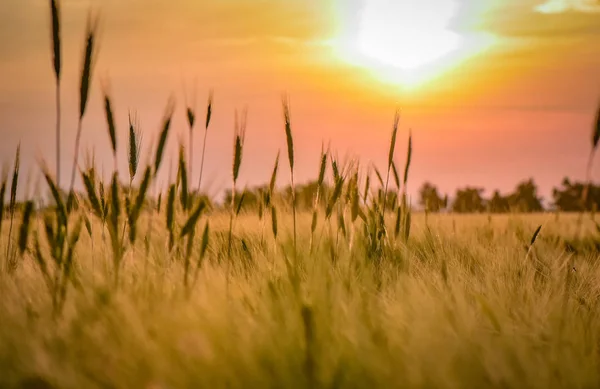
[2,212,600,388]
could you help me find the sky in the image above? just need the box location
[0,0,599,203]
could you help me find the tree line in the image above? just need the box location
[222,177,600,213]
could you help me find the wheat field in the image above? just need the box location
[2,1,600,388]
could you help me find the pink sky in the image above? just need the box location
[0,0,599,202]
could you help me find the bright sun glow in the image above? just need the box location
[333,0,496,88]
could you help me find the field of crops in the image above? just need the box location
[3,209,600,389]
[2,1,600,388]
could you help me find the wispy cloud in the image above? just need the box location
[535,0,600,13]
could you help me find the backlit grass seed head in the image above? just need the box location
[110,173,120,224]
[154,96,176,177]
[178,145,189,210]
[403,130,412,186]
[0,176,7,235]
[271,205,278,238]
[205,89,213,130]
[530,225,542,247]
[326,177,345,220]
[81,170,102,217]
[233,109,247,183]
[282,96,294,171]
[10,144,20,214]
[50,0,61,81]
[187,108,195,130]
[130,167,151,223]
[128,111,142,180]
[269,151,280,196]
[181,200,206,238]
[317,148,327,188]
[391,161,400,189]
[40,162,67,225]
[101,80,117,156]
[236,192,246,216]
[166,184,176,234]
[388,109,400,169]
[331,157,340,183]
[363,174,370,201]
[18,200,34,255]
[593,102,600,150]
[79,13,99,120]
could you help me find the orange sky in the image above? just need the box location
[0,0,599,203]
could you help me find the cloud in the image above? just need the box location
[535,0,600,13]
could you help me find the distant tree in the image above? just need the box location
[418,182,446,212]
[552,177,600,211]
[452,187,486,213]
[507,178,543,212]
[487,190,509,213]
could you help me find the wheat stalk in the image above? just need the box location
[50,0,62,187]
[68,13,99,197]
[282,95,297,253]
[197,90,213,192]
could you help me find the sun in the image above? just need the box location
[357,0,461,70]
[332,0,495,88]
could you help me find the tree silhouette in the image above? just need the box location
[418,182,446,212]
[452,187,486,213]
[552,177,600,211]
[488,190,509,213]
[507,178,543,212]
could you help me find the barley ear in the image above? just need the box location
[269,151,280,196]
[388,109,400,170]
[282,96,294,171]
[403,130,412,186]
[0,176,7,236]
[81,170,102,218]
[154,96,176,177]
[128,111,142,181]
[317,147,327,188]
[50,0,61,81]
[271,205,278,239]
[101,80,117,157]
[180,200,206,238]
[200,222,210,258]
[391,161,400,189]
[592,103,600,151]
[166,184,176,249]
[232,109,247,183]
[530,225,542,247]
[79,13,99,120]
[18,201,34,255]
[178,145,189,211]
[205,89,213,130]
[9,144,20,215]
[235,191,246,216]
